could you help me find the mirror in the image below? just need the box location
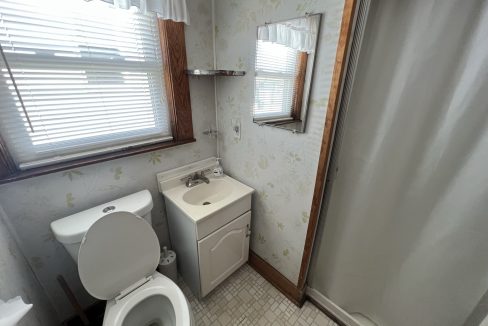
[252,14,321,133]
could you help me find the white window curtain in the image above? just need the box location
[257,15,320,53]
[113,0,189,24]
[253,40,299,120]
[0,0,172,169]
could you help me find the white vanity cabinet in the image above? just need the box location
[164,198,252,298]
[198,211,251,296]
[158,159,254,298]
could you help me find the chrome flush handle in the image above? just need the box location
[103,206,116,213]
[246,224,251,238]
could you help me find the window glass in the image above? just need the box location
[0,0,171,169]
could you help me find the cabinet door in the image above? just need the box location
[198,211,251,296]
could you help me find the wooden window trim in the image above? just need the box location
[291,52,309,121]
[0,139,195,184]
[0,19,194,184]
[158,20,194,141]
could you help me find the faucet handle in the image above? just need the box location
[200,168,212,176]
[180,169,211,183]
[180,173,195,183]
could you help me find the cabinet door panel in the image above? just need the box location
[198,211,251,296]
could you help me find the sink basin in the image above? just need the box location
[157,158,254,226]
[182,179,233,206]
[160,174,253,223]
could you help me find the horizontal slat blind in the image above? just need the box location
[253,40,299,120]
[0,0,171,169]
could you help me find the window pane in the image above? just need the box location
[253,40,299,120]
[0,0,171,169]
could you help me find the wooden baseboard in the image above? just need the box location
[248,250,304,306]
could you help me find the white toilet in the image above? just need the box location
[50,190,193,326]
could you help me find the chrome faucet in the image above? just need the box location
[184,171,210,188]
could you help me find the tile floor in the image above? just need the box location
[180,264,338,326]
[66,264,338,326]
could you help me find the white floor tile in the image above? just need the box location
[178,264,336,326]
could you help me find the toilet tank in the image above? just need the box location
[50,190,153,262]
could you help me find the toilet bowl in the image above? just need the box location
[50,191,193,326]
[103,272,191,326]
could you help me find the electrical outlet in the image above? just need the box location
[231,118,241,140]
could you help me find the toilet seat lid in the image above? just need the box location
[77,211,160,300]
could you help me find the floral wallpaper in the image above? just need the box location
[214,0,345,284]
[0,0,345,320]
[0,0,216,320]
[0,206,58,325]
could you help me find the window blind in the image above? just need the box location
[253,40,299,120]
[0,0,171,170]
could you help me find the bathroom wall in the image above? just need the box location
[0,0,216,320]
[214,0,345,284]
[0,205,58,325]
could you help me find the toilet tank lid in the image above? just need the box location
[50,190,153,245]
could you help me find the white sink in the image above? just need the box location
[157,158,254,234]
[182,179,233,206]
[161,174,252,223]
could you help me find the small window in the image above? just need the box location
[0,0,171,170]
[253,40,300,121]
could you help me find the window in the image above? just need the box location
[0,0,180,171]
[253,40,301,121]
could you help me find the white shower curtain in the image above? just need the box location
[309,0,488,326]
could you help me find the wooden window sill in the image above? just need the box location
[0,138,196,184]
